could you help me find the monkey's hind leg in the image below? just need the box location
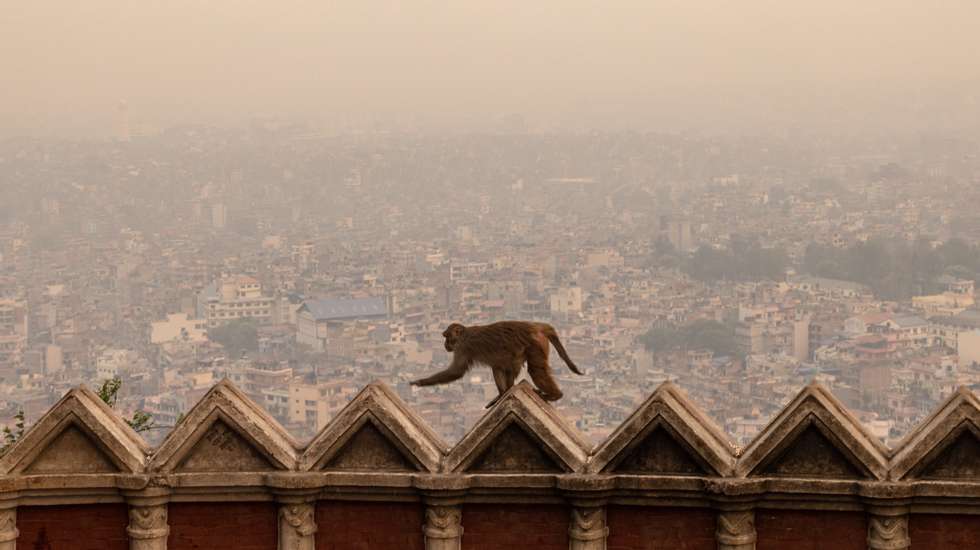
[527,350,563,402]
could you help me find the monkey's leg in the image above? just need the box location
[485,363,517,408]
[526,350,563,401]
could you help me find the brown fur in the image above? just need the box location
[410,321,583,407]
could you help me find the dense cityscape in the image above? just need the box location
[1,124,979,449]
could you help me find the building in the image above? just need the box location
[198,276,276,328]
[958,330,980,367]
[550,286,583,318]
[0,298,27,366]
[211,203,227,229]
[296,297,388,351]
[150,313,208,344]
[793,315,811,362]
[449,261,488,282]
[95,348,136,380]
[664,217,695,253]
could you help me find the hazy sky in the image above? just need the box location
[4,1,979,136]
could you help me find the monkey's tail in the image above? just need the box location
[545,328,584,375]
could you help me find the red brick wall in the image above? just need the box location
[910,513,980,548]
[756,509,866,550]
[462,503,568,550]
[316,501,424,550]
[17,504,128,550]
[606,505,715,550]
[169,502,277,550]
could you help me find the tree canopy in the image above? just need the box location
[208,319,259,358]
[802,237,980,300]
[640,319,738,358]
[684,239,788,283]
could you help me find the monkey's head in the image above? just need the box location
[442,323,466,352]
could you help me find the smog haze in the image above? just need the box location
[4,1,980,136]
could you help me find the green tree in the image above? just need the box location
[209,319,259,358]
[641,319,738,357]
[685,243,787,282]
[97,377,155,433]
[0,410,25,455]
[0,376,160,456]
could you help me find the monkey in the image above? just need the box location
[410,321,584,407]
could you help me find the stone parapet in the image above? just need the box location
[0,379,979,548]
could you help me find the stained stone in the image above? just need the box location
[177,419,275,472]
[24,424,119,474]
[919,428,980,480]
[758,424,865,479]
[322,421,417,472]
[468,422,564,473]
[611,424,708,475]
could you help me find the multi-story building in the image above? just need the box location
[286,378,359,433]
[0,298,28,366]
[295,297,387,352]
[150,313,208,344]
[199,276,276,328]
[550,286,583,318]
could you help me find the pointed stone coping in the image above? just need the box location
[299,381,447,472]
[149,379,299,472]
[444,381,591,474]
[0,385,150,475]
[588,381,735,476]
[735,382,890,480]
[890,387,980,480]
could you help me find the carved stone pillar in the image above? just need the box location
[716,509,756,550]
[867,507,910,550]
[125,490,169,550]
[423,504,463,550]
[279,501,317,550]
[569,505,607,550]
[416,475,468,550]
[0,506,17,550]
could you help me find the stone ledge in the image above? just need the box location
[1,379,980,513]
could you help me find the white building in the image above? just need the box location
[550,287,583,317]
[151,313,208,344]
[198,276,276,328]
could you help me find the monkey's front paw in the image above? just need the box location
[409,380,422,386]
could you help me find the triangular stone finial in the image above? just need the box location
[149,379,298,472]
[890,386,980,480]
[444,381,590,473]
[299,380,446,472]
[735,383,889,480]
[0,385,150,475]
[588,381,735,476]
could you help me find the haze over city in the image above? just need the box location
[4,1,980,137]
[3,0,980,460]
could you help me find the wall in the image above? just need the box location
[755,509,867,550]
[607,506,716,550]
[0,380,978,550]
[169,502,277,550]
[461,504,568,550]
[16,504,128,550]
[315,501,424,550]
